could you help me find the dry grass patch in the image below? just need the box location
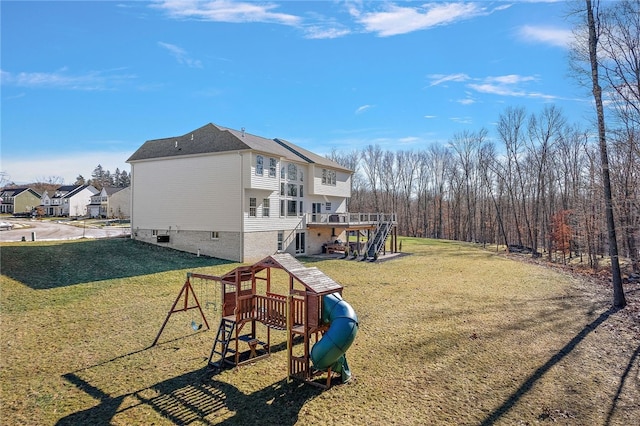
[1,238,638,425]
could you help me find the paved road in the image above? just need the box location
[0,218,130,242]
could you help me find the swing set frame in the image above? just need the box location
[151,272,213,346]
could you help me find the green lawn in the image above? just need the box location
[1,238,638,425]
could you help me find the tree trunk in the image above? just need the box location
[586,0,626,307]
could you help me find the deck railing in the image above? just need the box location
[236,294,303,330]
[306,212,396,226]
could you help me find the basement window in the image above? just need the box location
[211,231,219,240]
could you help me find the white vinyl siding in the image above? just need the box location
[246,152,278,191]
[308,164,351,198]
[131,152,243,232]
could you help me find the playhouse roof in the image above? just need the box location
[221,253,343,295]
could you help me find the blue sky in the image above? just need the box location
[2,1,588,184]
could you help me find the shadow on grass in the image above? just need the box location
[58,366,321,425]
[480,306,619,425]
[604,342,640,426]
[1,239,233,289]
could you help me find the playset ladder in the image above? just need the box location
[208,318,237,369]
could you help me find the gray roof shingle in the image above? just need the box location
[127,123,352,172]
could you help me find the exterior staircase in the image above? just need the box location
[363,217,394,260]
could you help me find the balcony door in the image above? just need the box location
[312,203,322,222]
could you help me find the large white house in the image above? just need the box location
[40,185,99,217]
[127,123,395,262]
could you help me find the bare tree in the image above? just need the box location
[584,0,626,307]
[598,0,640,127]
[361,145,383,212]
[526,105,565,257]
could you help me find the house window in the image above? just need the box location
[299,201,303,215]
[280,183,285,196]
[249,197,257,217]
[288,163,297,180]
[281,166,286,179]
[269,158,277,177]
[299,170,304,181]
[322,169,336,185]
[300,185,303,197]
[256,155,264,175]
[263,198,270,217]
[287,200,297,216]
[325,202,332,211]
[277,231,283,251]
[287,183,297,197]
[211,231,219,240]
[280,200,285,217]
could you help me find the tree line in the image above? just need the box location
[330,1,640,289]
[75,164,131,190]
[331,104,638,274]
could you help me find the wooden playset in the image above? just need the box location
[152,253,358,388]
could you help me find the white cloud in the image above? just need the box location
[485,74,537,85]
[304,26,351,39]
[2,151,132,185]
[428,72,558,100]
[424,115,437,119]
[158,42,203,68]
[467,74,559,99]
[355,104,373,114]
[450,116,473,124]
[469,82,526,97]
[457,98,476,105]
[427,73,470,87]
[398,136,419,144]
[0,68,135,91]
[355,3,484,37]
[152,0,301,26]
[518,25,573,48]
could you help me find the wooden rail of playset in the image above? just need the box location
[233,293,306,331]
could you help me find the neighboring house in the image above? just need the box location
[0,187,42,215]
[88,186,131,219]
[127,123,396,262]
[41,185,99,217]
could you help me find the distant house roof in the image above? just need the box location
[52,185,98,199]
[102,187,127,196]
[0,187,41,198]
[127,123,351,173]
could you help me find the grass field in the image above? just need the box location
[1,238,638,425]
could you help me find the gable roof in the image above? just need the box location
[220,253,342,295]
[127,123,351,173]
[52,185,98,199]
[0,187,41,198]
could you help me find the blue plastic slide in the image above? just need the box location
[310,292,359,382]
